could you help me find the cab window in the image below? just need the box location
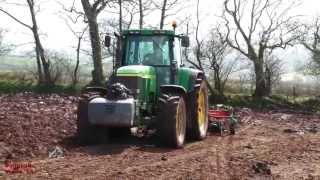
[124,36,170,66]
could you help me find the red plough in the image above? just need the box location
[208,106,237,136]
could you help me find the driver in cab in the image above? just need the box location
[143,52,162,65]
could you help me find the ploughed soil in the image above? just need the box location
[0,93,320,179]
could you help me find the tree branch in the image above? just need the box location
[0,8,32,29]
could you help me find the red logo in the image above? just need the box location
[3,160,34,174]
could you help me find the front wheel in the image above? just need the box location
[156,94,187,148]
[77,97,108,145]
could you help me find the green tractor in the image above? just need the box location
[77,29,209,148]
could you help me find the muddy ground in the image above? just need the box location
[0,93,319,179]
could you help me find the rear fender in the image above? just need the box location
[177,67,205,93]
[160,85,187,95]
[193,72,204,89]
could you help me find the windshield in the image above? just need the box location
[124,35,170,66]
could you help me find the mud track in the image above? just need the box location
[0,93,320,179]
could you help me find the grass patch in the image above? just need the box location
[0,56,34,72]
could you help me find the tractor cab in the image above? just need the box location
[105,30,191,106]
[107,30,190,87]
[122,32,172,66]
[119,30,176,92]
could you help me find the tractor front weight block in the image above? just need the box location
[88,97,135,127]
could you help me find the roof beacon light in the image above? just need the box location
[172,21,177,32]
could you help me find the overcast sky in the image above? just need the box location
[0,0,319,78]
[0,0,212,51]
[0,0,317,50]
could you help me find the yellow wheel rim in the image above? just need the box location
[176,99,185,144]
[198,89,206,128]
[176,102,182,135]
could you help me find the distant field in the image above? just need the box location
[0,55,114,84]
[0,55,113,73]
[0,56,35,72]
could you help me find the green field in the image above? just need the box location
[0,56,35,72]
[0,55,114,84]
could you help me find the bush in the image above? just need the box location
[225,95,296,110]
[299,98,320,111]
[0,81,33,93]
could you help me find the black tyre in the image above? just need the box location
[109,127,131,139]
[77,98,108,145]
[188,79,209,140]
[157,94,187,148]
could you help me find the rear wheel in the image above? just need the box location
[77,97,108,145]
[188,80,209,140]
[157,94,187,148]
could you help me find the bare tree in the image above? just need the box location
[153,0,189,29]
[203,29,245,95]
[193,0,204,70]
[58,2,89,86]
[45,50,77,84]
[81,0,111,85]
[0,0,52,85]
[222,0,300,97]
[203,28,231,95]
[139,0,143,28]
[136,0,154,29]
[108,0,153,30]
[102,1,139,31]
[159,0,168,29]
[238,73,250,94]
[117,0,123,33]
[301,17,320,76]
[187,0,218,97]
[116,0,142,31]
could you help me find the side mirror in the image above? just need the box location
[105,35,111,47]
[181,36,190,47]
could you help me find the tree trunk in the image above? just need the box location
[28,0,52,85]
[265,80,271,96]
[265,68,272,96]
[204,77,217,96]
[35,46,43,84]
[32,27,51,85]
[119,0,122,33]
[213,70,223,95]
[81,0,104,86]
[159,0,167,29]
[139,0,143,29]
[87,17,104,85]
[205,76,225,103]
[73,37,81,86]
[253,60,267,97]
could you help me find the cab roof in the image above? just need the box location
[122,29,175,36]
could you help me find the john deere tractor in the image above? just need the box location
[77,29,208,148]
